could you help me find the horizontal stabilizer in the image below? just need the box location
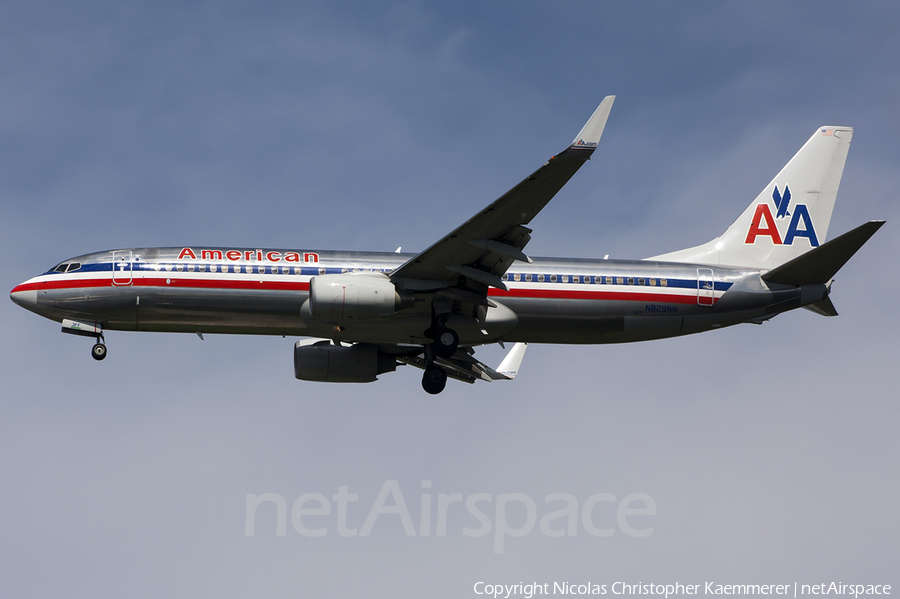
[803,296,839,317]
[762,220,885,286]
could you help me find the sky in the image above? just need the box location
[2,2,899,597]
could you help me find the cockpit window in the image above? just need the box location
[51,262,82,273]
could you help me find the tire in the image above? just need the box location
[422,365,447,395]
[91,343,107,361]
[432,328,459,358]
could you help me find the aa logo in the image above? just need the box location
[745,185,819,246]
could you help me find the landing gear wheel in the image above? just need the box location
[422,365,447,395]
[91,343,107,361]
[432,328,459,358]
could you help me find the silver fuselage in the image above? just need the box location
[10,246,807,346]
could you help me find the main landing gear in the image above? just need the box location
[433,327,459,358]
[422,364,447,395]
[420,325,457,394]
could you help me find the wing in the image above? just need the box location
[390,96,615,296]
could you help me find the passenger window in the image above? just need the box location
[649,278,656,286]
[627,277,634,285]
[210,264,217,273]
[525,274,532,282]
[537,274,545,282]
[616,277,623,284]
[550,274,557,283]
[638,278,645,285]
[176,264,183,272]
[513,273,521,282]
[660,278,667,287]
[561,275,569,283]
[187,264,194,272]
[605,276,612,285]
[319,267,327,275]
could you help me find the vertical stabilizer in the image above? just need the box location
[648,127,853,269]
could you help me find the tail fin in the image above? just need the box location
[648,126,853,269]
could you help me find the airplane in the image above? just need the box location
[10,97,885,394]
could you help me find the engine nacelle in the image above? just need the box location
[309,273,413,322]
[294,340,397,383]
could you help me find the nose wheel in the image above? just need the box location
[91,334,107,361]
[91,342,107,361]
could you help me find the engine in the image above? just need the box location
[308,273,414,322]
[294,340,397,383]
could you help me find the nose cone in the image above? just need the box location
[10,283,39,313]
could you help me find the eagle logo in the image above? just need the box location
[773,185,791,219]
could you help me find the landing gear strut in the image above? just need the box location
[422,364,447,395]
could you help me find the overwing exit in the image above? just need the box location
[10,98,884,393]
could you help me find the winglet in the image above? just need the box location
[496,342,527,379]
[569,96,615,151]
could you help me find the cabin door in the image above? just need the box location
[112,250,133,286]
[697,268,714,306]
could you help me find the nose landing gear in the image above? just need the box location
[61,319,108,362]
